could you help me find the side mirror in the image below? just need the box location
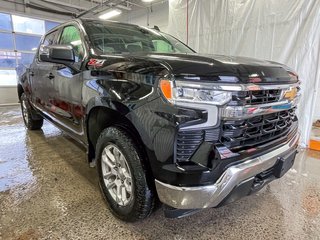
[39,44,75,64]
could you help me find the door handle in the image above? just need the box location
[46,73,55,80]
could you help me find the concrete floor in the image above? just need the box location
[1,106,320,240]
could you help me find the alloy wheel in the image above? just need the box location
[101,144,133,206]
[21,99,29,125]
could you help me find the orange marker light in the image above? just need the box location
[160,80,172,100]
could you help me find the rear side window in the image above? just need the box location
[59,25,84,62]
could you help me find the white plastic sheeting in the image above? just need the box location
[167,0,320,146]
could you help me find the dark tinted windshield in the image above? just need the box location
[83,20,194,54]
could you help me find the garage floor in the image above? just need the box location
[1,106,320,240]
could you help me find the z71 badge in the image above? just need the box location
[87,58,106,68]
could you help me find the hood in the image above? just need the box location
[135,53,297,84]
[96,52,298,84]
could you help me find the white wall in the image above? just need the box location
[116,1,169,32]
[314,89,320,120]
[0,87,18,105]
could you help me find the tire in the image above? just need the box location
[96,127,155,222]
[20,93,43,130]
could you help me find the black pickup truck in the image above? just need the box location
[17,19,300,222]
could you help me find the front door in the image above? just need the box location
[49,25,86,140]
[30,30,58,117]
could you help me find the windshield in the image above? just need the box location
[83,20,195,54]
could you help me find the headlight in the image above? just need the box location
[159,79,232,106]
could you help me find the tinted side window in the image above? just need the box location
[38,30,58,61]
[59,25,84,62]
[43,30,57,46]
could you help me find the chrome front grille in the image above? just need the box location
[230,89,282,106]
[221,108,297,149]
[175,83,300,161]
[222,84,300,119]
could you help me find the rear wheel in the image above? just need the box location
[96,127,155,222]
[20,93,43,130]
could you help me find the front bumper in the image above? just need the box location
[155,132,300,209]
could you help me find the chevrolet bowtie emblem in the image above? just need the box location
[283,87,298,101]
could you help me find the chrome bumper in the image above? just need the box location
[155,132,300,209]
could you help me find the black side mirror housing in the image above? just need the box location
[39,44,75,64]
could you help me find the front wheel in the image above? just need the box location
[96,127,155,222]
[20,93,43,130]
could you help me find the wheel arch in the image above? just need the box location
[17,84,24,100]
[85,106,151,173]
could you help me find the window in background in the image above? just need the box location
[12,15,45,35]
[0,13,60,86]
[15,34,41,51]
[0,51,16,68]
[0,33,14,50]
[0,12,12,31]
[17,52,35,66]
[0,70,17,86]
[45,20,59,32]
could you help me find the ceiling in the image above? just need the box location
[22,0,167,18]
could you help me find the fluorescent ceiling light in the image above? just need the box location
[99,9,122,20]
